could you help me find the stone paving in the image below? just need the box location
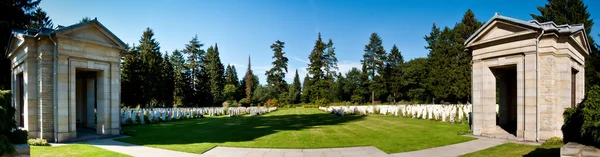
[389,137,508,157]
[85,138,198,157]
[200,146,389,157]
[81,136,509,157]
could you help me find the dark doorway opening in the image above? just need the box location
[491,65,517,136]
[17,73,24,127]
[75,70,97,137]
[571,68,578,108]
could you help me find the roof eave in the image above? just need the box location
[53,19,128,51]
[465,14,543,47]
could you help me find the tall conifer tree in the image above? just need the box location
[206,44,225,105]
[170,49,193,106]
[453,9,482,103]
[162,53,175,107]
[121,45,141,106]
[291,69,302,104]
[244,56,254,102]
[266,40,289,95]
[386,45,404,102]
[362,33,387,104]
[137,28,163,107]
[307,33,329,102]
[26,8,53,30]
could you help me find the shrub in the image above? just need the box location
[562,85,600,147]
[0,135,15,155]
[350,95,362,103]
[543,137,563,146]
[125,118,133,126]
[461,112,468,124]
[0,90,16,135]
[398,100,410,104]
[134,113,141,124]
[266,99,278,107]
[27,138,49,146]
[122,129,136,136]
[222,101,230,108]
[386,95,394,103]
[315,98,330,106]
[144,114,151,124]
[301,104,318,108]
[8,129,28,144]
[239,98,250,106]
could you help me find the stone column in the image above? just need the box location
[523,52,537,141]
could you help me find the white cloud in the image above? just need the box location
[294,56,310,64]
[337,60,362,75]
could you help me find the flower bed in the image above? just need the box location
[120,107,277,126]
[319,104,496,124]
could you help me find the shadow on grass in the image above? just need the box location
[523,147,560,157]
[114,111,365,145]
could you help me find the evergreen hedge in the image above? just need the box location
[0,90,16,154]
[562,85,600,148]
[0,90,16,135]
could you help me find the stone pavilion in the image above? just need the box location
[465,14,590,141]
[6,19,125,142]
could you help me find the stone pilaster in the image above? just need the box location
[57,55,71,141]
[471,60,483,135]
[516,60,525,138]
[471,60,497,135]
[109,63,120,135]
[538,54,557,139]
[24,53,39,138]
[523,52,537,141]
[37,41,55,141]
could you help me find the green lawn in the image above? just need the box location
[31,144,130,157]
[461,143,562,157]
[118,108,474,154]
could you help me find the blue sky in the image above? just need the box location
[40,0,600,84]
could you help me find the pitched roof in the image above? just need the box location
[7,18,127,55]
[464,13,589,52]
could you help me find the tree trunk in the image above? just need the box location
[371,91,374,104]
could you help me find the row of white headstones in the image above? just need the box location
[120,107,278,125]
[319,104,486,123]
